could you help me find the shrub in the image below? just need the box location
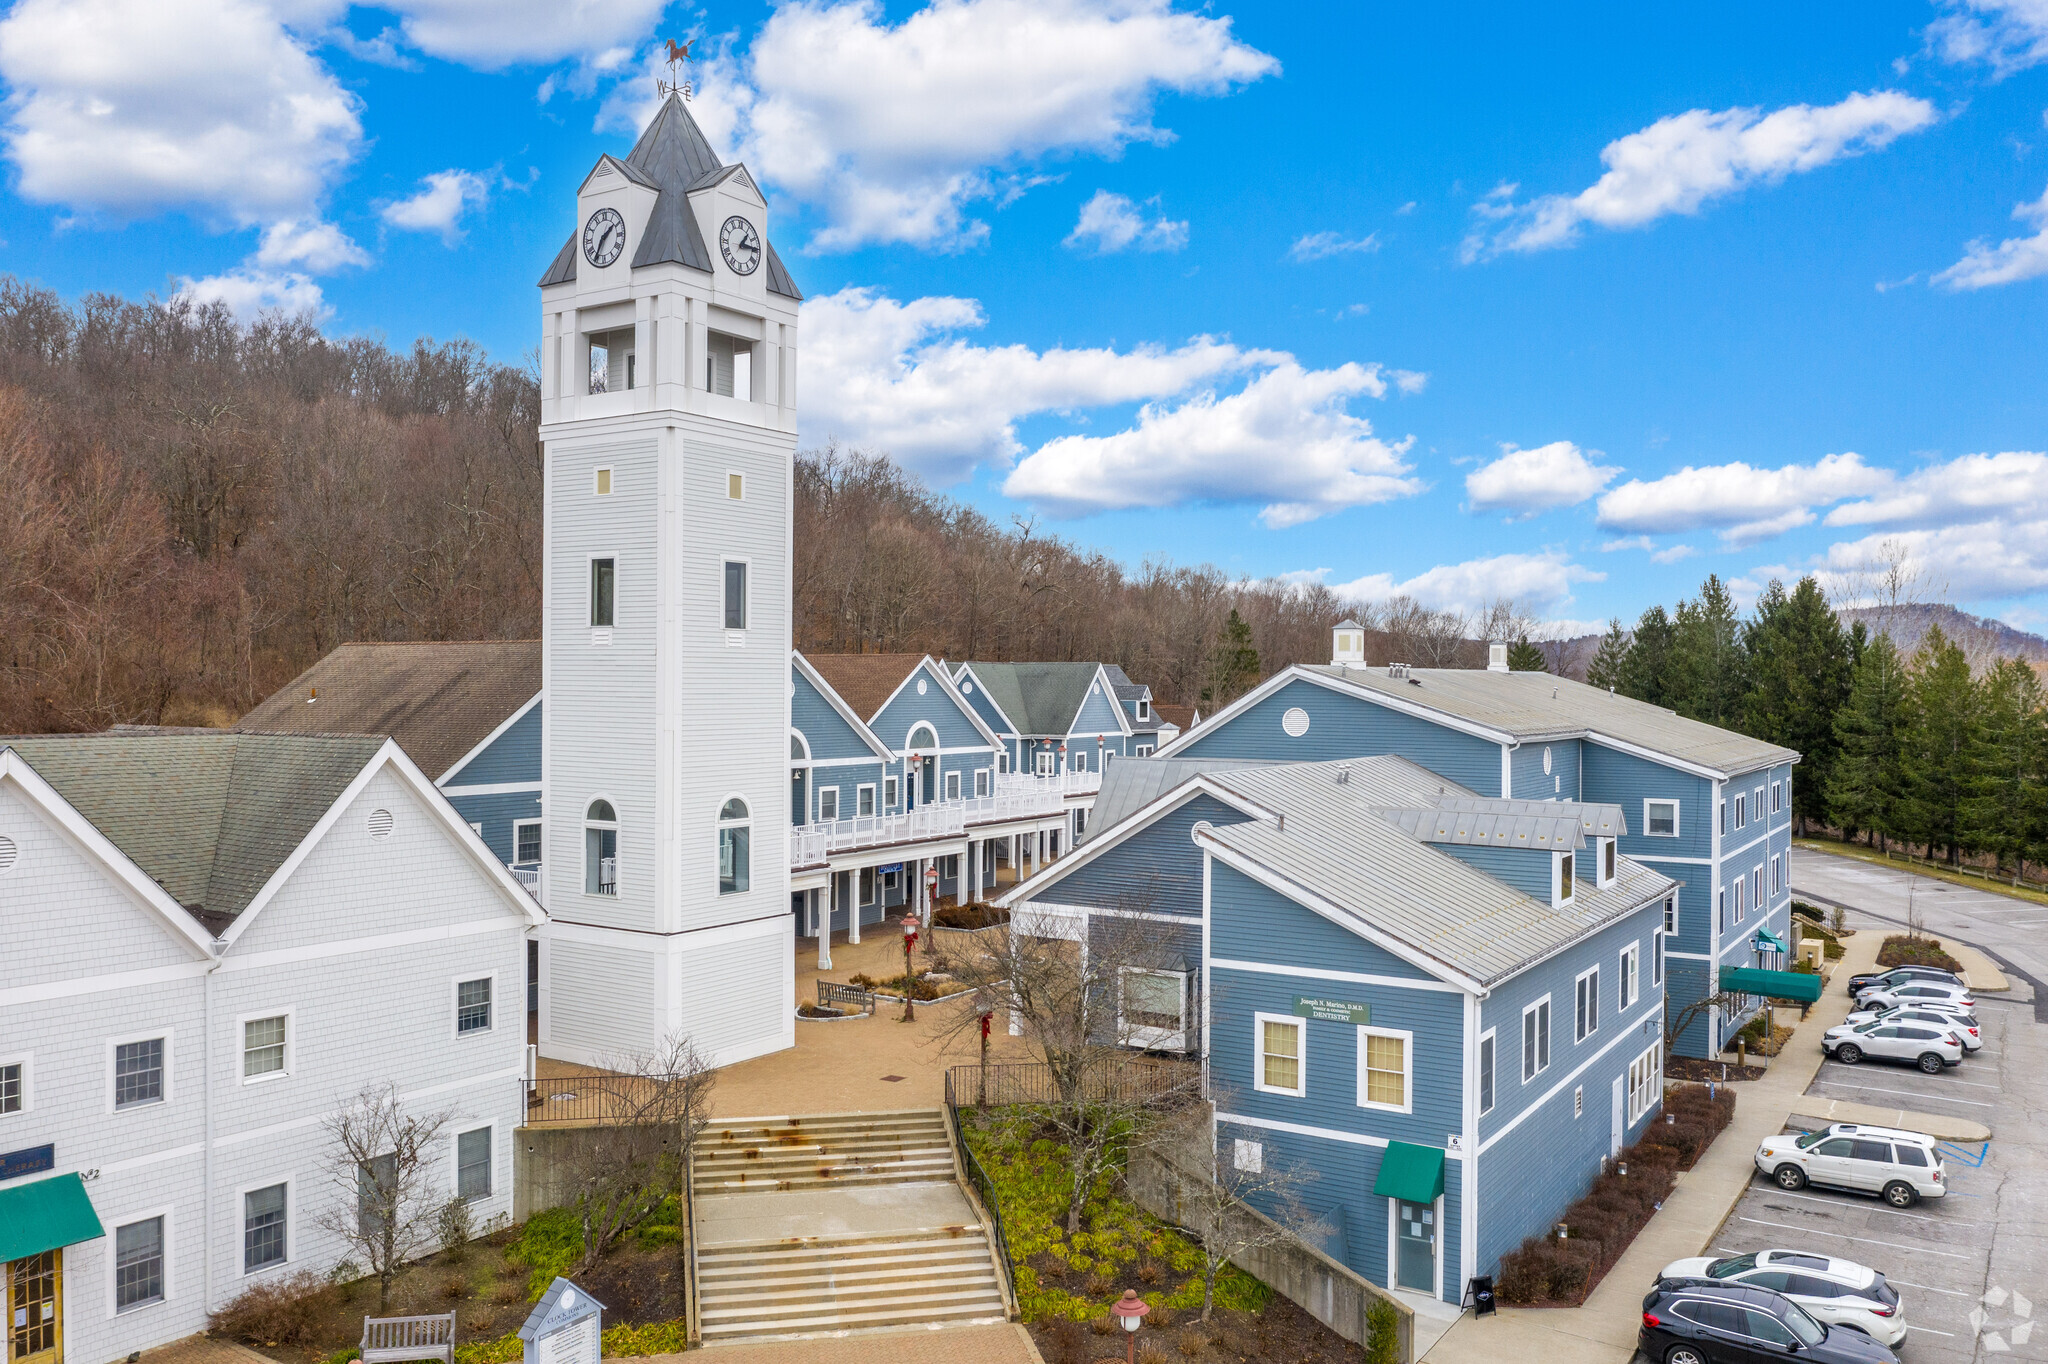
[437,1196,474,1258]
[1040,1318,1087,1364]
[209,1270,328,1346]
[933,901,1008,929]
[503,1208,584,1301]
[1877,935,1964,972]
[1365,1296,1402,1364]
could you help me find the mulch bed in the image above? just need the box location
[1029,1298,1373,1364]
[1877,935,1965,973]
[1668,1056,1767,1083]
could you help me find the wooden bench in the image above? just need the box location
[361,1312,456,1364]
[816,980,876,1015]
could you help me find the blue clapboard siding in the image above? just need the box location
[1209,863,1438,981]
[871,664,989,751]
[1071,680,1126,740]
[1036,793,1252,918]
[1509,737,1580,802]
[1431,843,1555,901]
[1474,900,1665,1274]
[793,669,881,760]
[1179,678,1503,795]
[442,700,540,785]
[1091,913,1201,973]
[1583,743,1711,863]
[446,788,544,865]
[956,675,1018,742]
[809,760,886,822]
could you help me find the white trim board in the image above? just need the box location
[1217,1110,1466,1159]
[435,690,543,786]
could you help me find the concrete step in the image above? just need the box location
[695,1141,953,1168]
[695,1152,957,1179]
[700,1289,1007,1332]
[705,1269,999,1309]
[698,1300,1007,1340]
[699,1243,992,1282]
[694,1168,958,1194]
[697,1226,989,1264]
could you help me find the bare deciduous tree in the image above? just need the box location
[317,1084,453,1310]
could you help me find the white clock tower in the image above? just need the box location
[535,92,800,1068]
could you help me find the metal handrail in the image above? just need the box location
[943,1070,1019,1288]
[683,1132,701,1346]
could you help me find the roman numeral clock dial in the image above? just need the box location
[720,215,761,275]
[582,207,626,267]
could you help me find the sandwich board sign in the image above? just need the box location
[518,1278,604,1364]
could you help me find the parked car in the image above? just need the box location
[1844,1002,1983,1052]
[1640,1280,1898,1364]
[1846,964,1962,995]
[1823,1018,1967,1072]
[1657,1249,1908,1349]
[1754,1124,1946,1207]
[1853,980,1976,1012]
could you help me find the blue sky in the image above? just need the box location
[5,1,2048,632]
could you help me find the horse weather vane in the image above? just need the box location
[659,38,694,100]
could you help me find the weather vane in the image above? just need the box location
[659,38,694,101]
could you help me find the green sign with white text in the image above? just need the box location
[1292,995,1370,1025]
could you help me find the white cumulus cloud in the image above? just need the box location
[1064,190,1188,253]
[1317,551,1606,618]
[1825,450,2048,527]
[1927,0,2048,77]
[379,169,494,241]
[176,267,328,319]
[1290,231,1380,262]
[368,0,669,69]
[1004,362,1421,528]
[1933,183,2048,289]
[1464,440,1620,518]
[0,0,361,222]
[607,0,1276,252]
[1595,451,1892,545]
[1466,91,1938,259]
[255,218,369,271]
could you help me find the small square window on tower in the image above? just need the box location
[727,472,744,500]
[594,467,612,496]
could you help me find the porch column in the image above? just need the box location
[815,888,831,971]
[846,870,860,945]
[966,841,977,902]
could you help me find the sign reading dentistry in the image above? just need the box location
[1292,995,1370,1025]
[519,1278,604,1364]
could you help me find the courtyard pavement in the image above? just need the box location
[660,1321,1045,1361]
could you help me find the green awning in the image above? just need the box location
[1754,928,1790,953]
[0,1174,105,1262]
[1371,1141,1446,1204]
[1720,965,1822,1004]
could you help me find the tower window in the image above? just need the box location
[585,799,618,896]
[723,561,746,629]
[718,798,751,895]
[706,331,754,400]
[591,558,615,627]
[588,325,637,393]
[594,467,612,496]
[727,472,744,500]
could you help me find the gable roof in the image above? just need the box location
[1152,703,1200,733]
[0,732,386,931]
[538,93,801,300]
[958,661,1126,736]
[791,652,894,760]
[236,641,540,783]
[804,654,932,724]
[1163,663,1797,780]
[1077,756,1279,845]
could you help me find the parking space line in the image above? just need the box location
[1810,1079,1996,1107]
[1760,1190,1986,1225]
[1889,1278,1973,1298]
[1904,1325,1958,1336]
[1735,1217,1979,1260]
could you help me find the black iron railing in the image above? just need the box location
[520,1075,661,1126]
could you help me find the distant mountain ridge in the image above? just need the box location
[1837,603,2048,660]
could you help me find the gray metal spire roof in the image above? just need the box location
[538,93,801,300]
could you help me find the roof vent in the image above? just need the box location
[1487,640,1509,672]
[367,808,395,841]
[0,833,16,873]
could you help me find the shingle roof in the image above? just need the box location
[1152,704,1199,733]
[236,641,539,782]
[1294,665,1797,777]
[538,93,801,300]
[1099,663,1148,704]
[959,662,1109,736]
[1,732,384,930]
[1195,758,1675,987]
[805,654,930,723]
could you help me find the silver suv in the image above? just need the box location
[1755,1124,1946,1207]
[1822,1018,1966,1072]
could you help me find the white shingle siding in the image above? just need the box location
[0,756,530,1364]
[548,937,660,1057]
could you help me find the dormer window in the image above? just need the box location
[1137,699,1150,720]
[706,331,754,400]
[1556,851,1576,906]
[1599,837,1616,887]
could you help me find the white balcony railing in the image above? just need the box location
[790,771,1097,863]
[511,864,542,903]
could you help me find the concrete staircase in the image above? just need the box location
[691,1110,1009,1342]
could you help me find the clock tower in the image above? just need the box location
[535,92,800,1068]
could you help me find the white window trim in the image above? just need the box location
[236,1007,295,1087]
[717,792,753,896]
[817,787,840,822]
[1643,798,1680,838]
[905,723,939,752]
[1597,838,1616,887]
[450,1123,496,1201]
[854,783,876,817]
[1477,1028,1496,1116]
[1521,996,1550,1082]
[975,768,991,798]
[1253,1011,1307,1098]
[1118,968,1189,1053]
[1652,931,1665,987]
[1574,965,1601,1043]
[586,552,618,632]
[1355,1025,1414,1115]
[1618,944,1640,1011]
[592,466,612,496]
[1663,894,1678,936]
[583,794,620,898]
[1626,1042,1663,1124]
[883,775,899,809]
[451,971,499,1041]
[944,770,962,801]
[106,1028,173,1115]
[0,1051,33,1118]
[236,1175,295,1277]
[513,818,543,865]
[721,555,751,633]
[1771,781,1783,814]
[106,1204,175,1318]
[1137,700,1150,720]
[1554,851,1576,908]
[725,469,745,501]
[1135,743,1155,757]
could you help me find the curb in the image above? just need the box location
[1784,1098,1991,1143]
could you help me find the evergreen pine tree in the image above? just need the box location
[1202,609,1261,707]
[1619,605,1676,706]
[1506,635,1548,672]
[1668,574,1747,726]
[1828,632,1909,850]
[1901,625,1979,865]
[1965,657,2047,878]
[1587,618,1629,691]
[1742,576,1851,833]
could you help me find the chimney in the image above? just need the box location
[1487,640,1509,672]
[1331,619,1366,667]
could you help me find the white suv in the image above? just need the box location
[1755,1124,1946,1206]
[1657,1249,1908,1349]
[1845,1002,1983,1052]
[1854,980,1975,1011]
[1822,1018,1965,1072]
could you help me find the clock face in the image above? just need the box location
[582,207,626,267]
[720,215,761,275]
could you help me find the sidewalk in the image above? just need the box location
[645,1322,1045,1361]
[1423,929,1898,1362]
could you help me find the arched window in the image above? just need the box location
[789,731,809,761]
[585,799,618,896]
[906,723,938,752]
[718,798,751,895]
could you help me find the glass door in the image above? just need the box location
[8,1250,60,1364]
[1395,1200,1436,1293]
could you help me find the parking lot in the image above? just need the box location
[1712,975,2048,1359]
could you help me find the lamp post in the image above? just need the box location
[1111,1289,1149,1364]
[901,916,919,1023]
[925,861,939,925]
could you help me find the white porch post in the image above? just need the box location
[846,870,860,945]
[815,888,831,971]
[966,841,977,902]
